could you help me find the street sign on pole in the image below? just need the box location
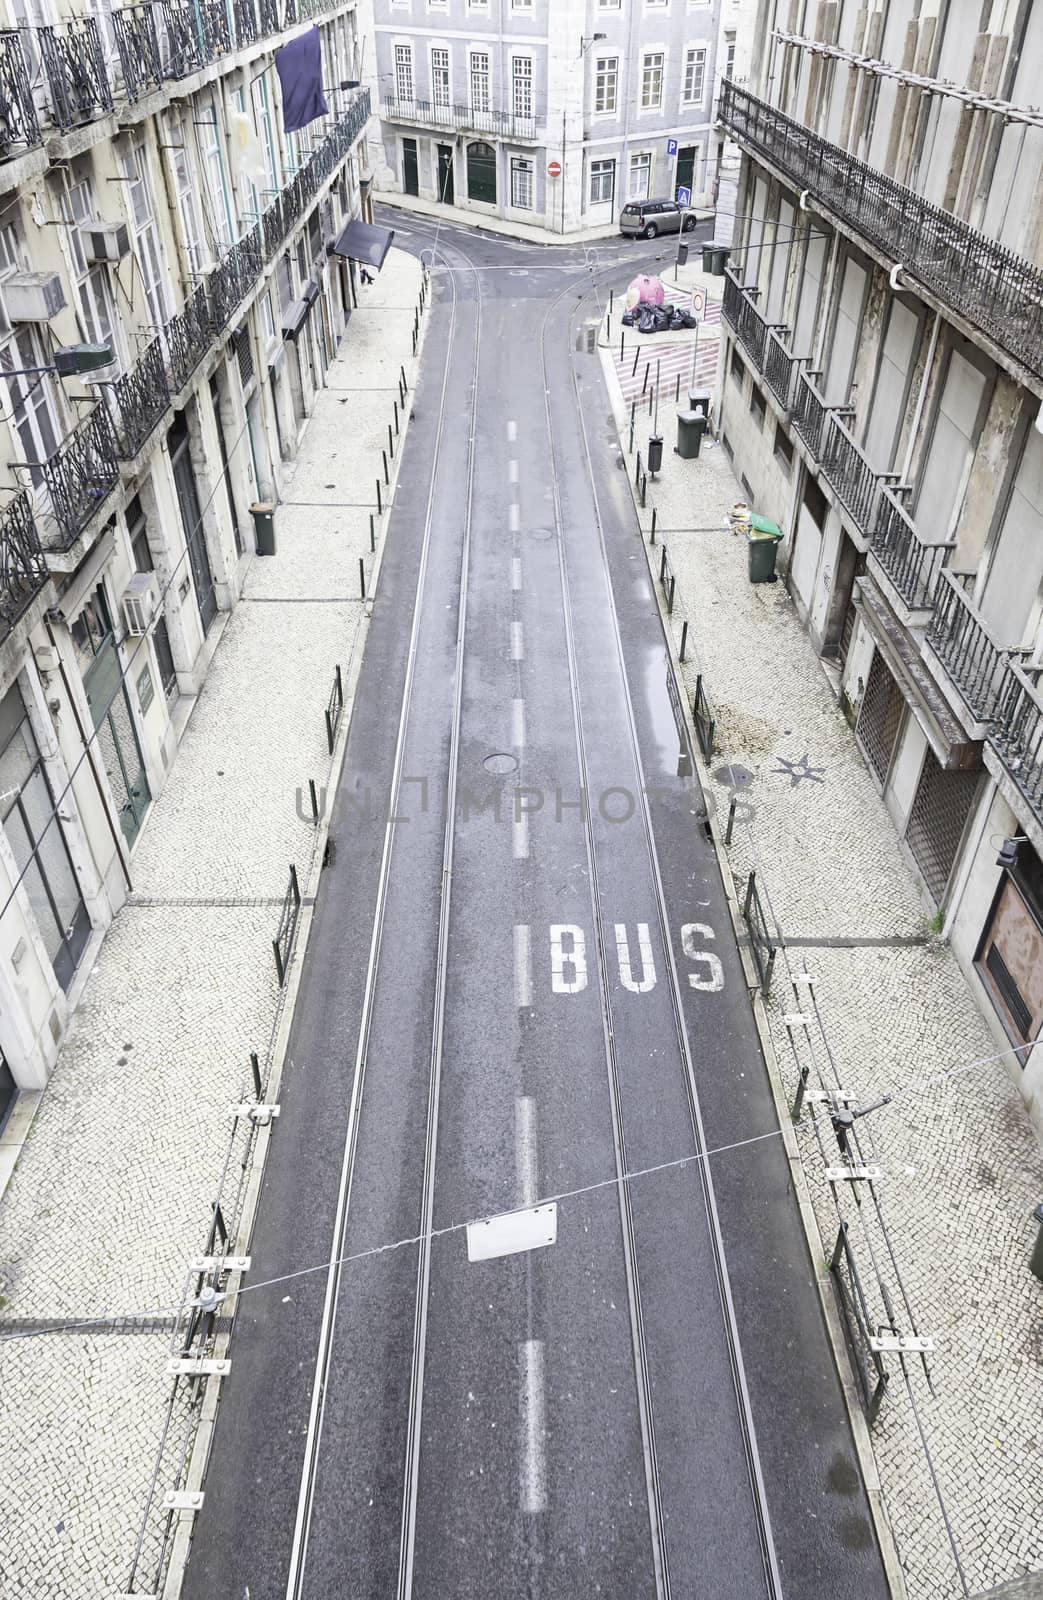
[547,160,562,178]
[666,137,678,156]
[676,185,691,208]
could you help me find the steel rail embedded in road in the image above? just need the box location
[540,271,785,1598]
[283,244,471,1600]
[393,233,483,1600]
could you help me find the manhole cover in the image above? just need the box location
[527,527,554,541]
[713,763,753,789]
[483,752,518,775]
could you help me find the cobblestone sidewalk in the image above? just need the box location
[0,249,424,1600]
[600,275,1043,1600]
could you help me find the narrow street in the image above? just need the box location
[182,220,889,1600]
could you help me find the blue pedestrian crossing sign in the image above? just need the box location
[676,185,692,208]
[666,137,678,156]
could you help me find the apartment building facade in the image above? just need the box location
[715,0,1043,1130]
[0,0,372,1127]
[360,0,728,235]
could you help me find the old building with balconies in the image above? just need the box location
[715,0,1043,1130]
[359,0,728,236]
[0,0,372,1128]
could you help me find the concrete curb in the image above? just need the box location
[157,259,433,1600]
[375,188,714,249]
[596,329,909,1600]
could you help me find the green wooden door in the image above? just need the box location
[466,142,496,205]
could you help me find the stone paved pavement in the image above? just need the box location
[0,249,424,1599]
[600,278,1043,1600]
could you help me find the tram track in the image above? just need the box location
[537,272,784,1597]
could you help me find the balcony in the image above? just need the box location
[925,569,1022,729]
[39,19,113,131]
[0,491,49,643]
[113,4,163,103]
[109,337,170,461]
[869,487,951,620]
[763,326,798,410]
[719,79,1043,384]
[790,366,828,458]
[160,2,207,78]
[0,31,41,159]
[383,96,537,143]
[992,659,1043,826]
[31,408,120,553]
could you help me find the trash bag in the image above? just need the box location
[650,304,672,332]
[637,305,658,333]
[621,307,638,326]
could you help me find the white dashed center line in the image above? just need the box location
[511,621,524,661]
[511,698,526,749]
[519,1340,547,1515]
[512,557,522,591]
[513,924,533,1008]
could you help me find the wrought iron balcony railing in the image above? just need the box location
[108,337,170,460]
[791,366,828,457]
[160,2,206,78]
[113,4,163,103]
[868,486,951,616]
[31,407,120,552]
[259,0,280,32]
[0,490,48,640]
[165,281,212,394]
[719,79,1043,384]
[925,568,1024,725]
[0,30,41,157]
[763,326,798,410]
[383,95,536,142]
[201,0,232,60]
[819,408,895,541]
[992,659,1043,824]
[233,0,260,47]
[39,19,113,131]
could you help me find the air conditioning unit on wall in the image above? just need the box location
[80,222,131,264]
[2,271,67,323]
[123,573,158,636]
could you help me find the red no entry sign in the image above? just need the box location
[547,161,562,178]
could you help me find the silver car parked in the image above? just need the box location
[619,200,696,240]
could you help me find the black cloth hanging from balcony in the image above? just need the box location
[332,220,395,272]
[275,25,328,133]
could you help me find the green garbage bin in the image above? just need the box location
[251,500,276,556]
[747,516,784,583]
[701,243,715,272]
[1031,1202,1043,1281]
[711,245,730,276]
[676,409,707,460]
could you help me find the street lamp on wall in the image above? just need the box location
[579,32,607,58]
[1,343,115,380]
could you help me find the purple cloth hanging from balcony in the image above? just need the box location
[275,26,328,133]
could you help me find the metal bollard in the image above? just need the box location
[376,478,382,515]
[393,399,400,434]
[634,451,642,487]
[401,364,408,394]
[620,327,625,361]
[679,619,688,662]
[650,508,657,544]
[308,778,320,824]
[725,795,737,847]
[250,1051,262,1100]
[631,346,640,378]
[382,448,390,485]
[359,557,366,600]
[369,513,375,552]
[388,423,394,459]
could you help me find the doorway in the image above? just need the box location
[169,412,218,634]
[676,145,697,200]
[437,143,455,206]
[466,142,497,204]
[73,585,152,847]
[402,137,419,197]
[210,374,243,558]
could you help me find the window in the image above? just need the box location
[470,51,490,113]
[750,383,766,428]
[730,345,744,386]
[774,423,794,471]
[512,0,532,8]
[641,52,664,110]
[725,32,736,76]
[590,158,615,205]
[62,173,122,368]
[628,151,651,199]
[512,56,533,121]
[197,106,234,254]
[395,43,414,102]
[168,111,206,275]
[682,47,706,104]
[510,156,533,209]
[121,139,172,326]
[594,56,618,113]
[431,46,450,107]
[253,74,280,192]
[598,0,621,8]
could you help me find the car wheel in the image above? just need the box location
[683,215,696,232]
[644,223,658,239]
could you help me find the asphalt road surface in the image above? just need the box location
[182,215,892,1600]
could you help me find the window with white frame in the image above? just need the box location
[198,111,234,254]
[431,46,450,107]
[682,46,706,104]
[641,52,664,109]
[260,288,276,347]
[629,150,651,198]
[120,139,172,327]
[253,73,280,192]
[512,0,532,8]
[63,175,121,365]
[468,0,489,8]
[598,0,621,8]
[470,51,490,113]
[395,43,414,102]
[725,32,736,76]
[168,111,206,274]
[594,56,618,113]
[510,156,533,209]
[590,158,615,205]
[512,56,533,121]
[0,223,63,484]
